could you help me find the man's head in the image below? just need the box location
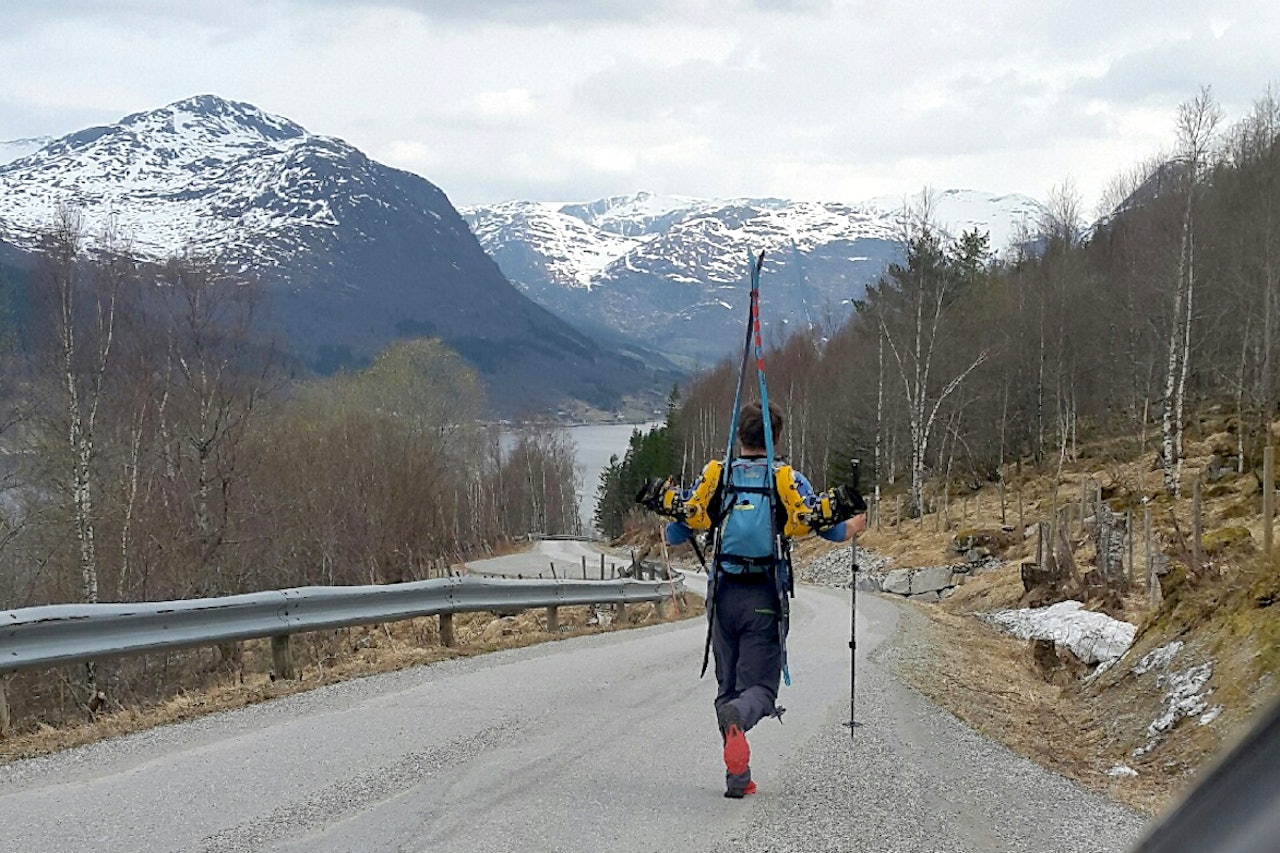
[737,402,783,452]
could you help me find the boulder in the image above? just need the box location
[1205,453,1234,483]
[912,566,955,595]
[972,559,1004,576]
[855,574,883,593]
[882,569,912,595]
[909,590,940,604]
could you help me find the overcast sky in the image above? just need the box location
[2,1,1277,213]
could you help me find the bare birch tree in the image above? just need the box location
[38,209,130,692]
[1161,87,1222,496]
[861,194,989,515]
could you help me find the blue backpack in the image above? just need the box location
[716,458,780,572]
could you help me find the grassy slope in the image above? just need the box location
[838,419,1279,816]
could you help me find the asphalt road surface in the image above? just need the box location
[0,547,1147,852]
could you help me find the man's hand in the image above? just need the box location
[830,483,868,518]
[635,477,685,519]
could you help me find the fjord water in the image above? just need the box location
[568,421,661,533]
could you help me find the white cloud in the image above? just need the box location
[0,0,1277,213]
[471,89,538,122]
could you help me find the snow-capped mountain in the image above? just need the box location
[464,190,1045,363]
[0,96,665,413]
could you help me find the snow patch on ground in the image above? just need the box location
[1124,636,1223,757]
[1147,662,1214,736]
[983,600,1137,665]
[1133,640,1184,675]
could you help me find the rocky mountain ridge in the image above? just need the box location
[464,190,1047,364]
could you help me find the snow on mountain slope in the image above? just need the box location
[0,137,53,167]
[0,96,370,259]
[465,201,642,289]
[558,191,703,237]
[868,188,1044,253]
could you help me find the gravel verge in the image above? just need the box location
[706,594,1147,853]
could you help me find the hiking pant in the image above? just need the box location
[711,574,782,734]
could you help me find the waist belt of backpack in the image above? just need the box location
[717,554,776,575]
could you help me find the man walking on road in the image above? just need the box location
[664,402,866,798]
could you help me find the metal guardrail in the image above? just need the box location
[0,575,684,674]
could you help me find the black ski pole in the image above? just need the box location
[845,458,860,734]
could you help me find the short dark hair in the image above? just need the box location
[737,402,783,450]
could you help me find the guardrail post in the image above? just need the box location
[545,606,559,634]
[654,597,667,620]
[271,634,294,681]
[0,675,11,737]
[616,601,628,623]
[439,613,455,647]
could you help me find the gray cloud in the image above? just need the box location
[1074,20,1280,106]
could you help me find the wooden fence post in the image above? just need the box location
[439,613,455,648]
[1265,446,1275,557]
[549,562,557,579]
[1127,509,1135,584]
[1145,505,1160,608]
[271,634,294,681]
[582,555,588,579]
[1192,478,1203,570]
[545,606,559,634]
[1079,478,1088,537]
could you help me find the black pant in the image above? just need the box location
[711,575,782,733]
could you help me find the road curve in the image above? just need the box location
[463,539,635,579]
[0,552,1146,852]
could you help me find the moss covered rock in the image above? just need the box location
[1202,526,1254,556]
[951,528,1017,553]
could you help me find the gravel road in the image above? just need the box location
[0,546,1147,852]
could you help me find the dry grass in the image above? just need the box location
[0,595,703,764]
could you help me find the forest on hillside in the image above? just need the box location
[0,209,581,718]
[598,87,1280,537]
